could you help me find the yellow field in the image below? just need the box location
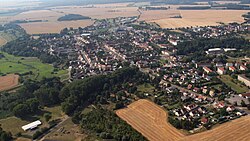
[0,3,248,33]
[117,99,250,141]
[19,20,95,34]
[150,10,248,28]
[116,99,185,141]
[50,6,139,19]
[181,116,250,141]
[0,36,7,46]
[139,10,181,21]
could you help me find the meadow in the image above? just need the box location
[0,106,64,137]
[0,52,68,80]
[219,75,249,94]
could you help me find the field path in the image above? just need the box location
[116,99,185,141]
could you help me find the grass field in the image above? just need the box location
[0,106,64,137]
[219,75,249,93]
[0,52,68,80]
[44,118,88,141]
[116,99,185,141]
[0,32,18,46]
[0,74,19,92]
[137,83,155,94]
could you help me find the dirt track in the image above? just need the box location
[0,74,19,91]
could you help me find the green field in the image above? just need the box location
[0,106,64,137]
[219,75,249,94]
[0,52,68,80]
[0,31,21,46]
[137,83,155,94]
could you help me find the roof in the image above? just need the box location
[240,65,247,69]
[240,93,250,97]
[203,66,213,72]
[218,67,225,71]
[229,66,236,70]
[208,48,223,51]
[22,120,42,131]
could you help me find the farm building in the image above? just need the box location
[22,120,42,131]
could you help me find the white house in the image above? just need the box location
[217,67,225,75]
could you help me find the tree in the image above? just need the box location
[26,98,39,113]
[44,113,52,122]
[0,126,12,141]
[34,88,60,106]
[13,104,29,118]
[241,100,247,107]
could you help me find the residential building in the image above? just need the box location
[238,75,250,87]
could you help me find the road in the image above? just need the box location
[37,115,69,141]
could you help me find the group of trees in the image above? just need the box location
[0,77,63,118]
[58,14,91,21]
[168,116,196,130]
[0,67,149,139]
[0,126,12,141]
[79,108,146,140]
[177,37,250,62]
[2,35,61,64]
[60,67,147,115]
[0,53,4,59]
[13,98,39,118]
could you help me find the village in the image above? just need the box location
[24,16,250,131]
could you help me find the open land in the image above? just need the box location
[150,10,248,29]
[219,75,249,94]
[0,106,65,136]
[116,99,185,141]
[43,118,88,141]
[180,115,250,141]
[0,52,68,80]
[0,74,19,92]
[0,2,249,33]
[0,32,18,46]
[0,36,7,46]
[19,20,95,34]
[117,99,250,141]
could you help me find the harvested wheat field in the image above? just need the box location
[150,10,248,28]
[116,99,185,141]
[0,74,19,91]
[181,115,250,141]
[139,10,181,21]
[11,10,63,22]
[0,36,7,46]
[50,6,139,19]
[19,20,95,34]
[117,99,250,141]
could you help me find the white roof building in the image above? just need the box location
[22,120,42,131]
